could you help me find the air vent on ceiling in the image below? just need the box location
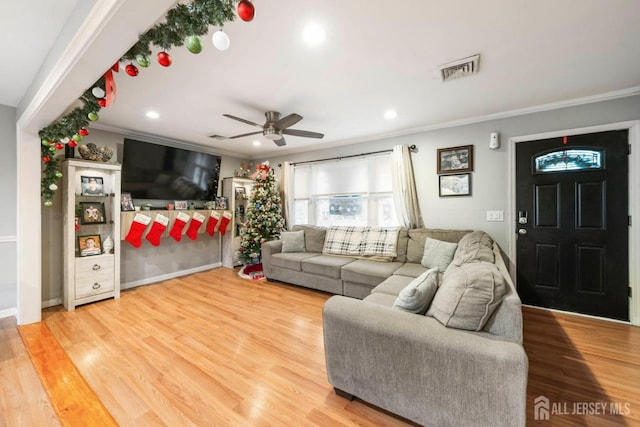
[439,54,480,82]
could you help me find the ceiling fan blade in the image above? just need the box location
[223,114,262,128]
[208,134,228,140]
[229,131,263,139]
[275,113,302,130]
[274,137,286,146]
[282,129,324,139]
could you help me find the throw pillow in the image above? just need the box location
[281,231,306,253]
[421,238,458,271]
[426,261,507,331]
[393,268,441,314]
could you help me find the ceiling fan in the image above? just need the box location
[210,111,324,146]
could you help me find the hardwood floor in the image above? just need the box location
[2,268,639,426]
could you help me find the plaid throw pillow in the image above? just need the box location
[323,226,399,257]
[363,227,399,257]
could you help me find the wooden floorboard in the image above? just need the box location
[3,267,640,426]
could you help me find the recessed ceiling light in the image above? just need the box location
[252,140,261,146]
[146,111,160,119]
[303,24,326,46]
[384,109,398,120]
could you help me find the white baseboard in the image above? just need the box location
[121,263,222,290]
[523,304,632,325]
[0,307,17,319]
[42,298,63,309]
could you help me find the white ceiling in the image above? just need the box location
[4,0,640,159]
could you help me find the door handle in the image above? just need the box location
[518,229,528,235]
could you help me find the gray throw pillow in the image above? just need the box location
[393,268,441,314]
[281,231,305,253]
[421,238,458,270]
[426,261,507,331]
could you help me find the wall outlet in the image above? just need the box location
[486,210,504,222]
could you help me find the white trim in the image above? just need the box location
[42,298,63,309]
[523,304,631,325]
[0,236,17,243]
[121,263,222,290]
[0,307,17,319]
[509,120,640,326]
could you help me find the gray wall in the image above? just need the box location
[41,128,249,304]
[260,95,640,252]
[0,105,17,311]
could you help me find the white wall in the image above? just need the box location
[0,105,17,313]
[260,94,640,253]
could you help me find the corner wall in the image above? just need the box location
[260,94,640,252]
[0,105,17,314]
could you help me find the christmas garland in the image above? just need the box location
[39,0,254,205]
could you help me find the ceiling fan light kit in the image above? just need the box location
[214,111,325,146]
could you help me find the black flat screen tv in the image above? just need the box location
[121,138,221,202]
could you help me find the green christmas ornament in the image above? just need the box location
[186,35,203,54]
[72,133,83,142]
[49,146,56,153]
[88,112,99,121]
[41,139,51,146]
[44,200,53,207]
[136,54,150,67]
[55,172,63,178]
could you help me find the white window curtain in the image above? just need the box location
[280,161,295,229]
[391,144,423,228]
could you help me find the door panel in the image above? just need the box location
[516,130,629,321]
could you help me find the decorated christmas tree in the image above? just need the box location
[238,162,285,264]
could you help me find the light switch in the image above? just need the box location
[486,210,504,222]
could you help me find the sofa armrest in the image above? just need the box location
[323,295,528,426]
[261,240,282,277]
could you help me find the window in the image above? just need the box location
[292,154,398,227]
[534,149,603,173]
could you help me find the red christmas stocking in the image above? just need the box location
[218,211,233,235]
[207,210,221,236]
[125,213,152,248]
[145,213,169,246]
[186,212,206,240]
[169,212,190,242]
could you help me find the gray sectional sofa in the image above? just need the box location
[261,225,528,426]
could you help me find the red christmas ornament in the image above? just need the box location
[98,98,107,107]
[42,156,51,163]
[68,141,78,148]
[237,0,255,21]
[79,128,89,136]
[157,51,172,67]
[125,63,139,77]
[55,143,64,150]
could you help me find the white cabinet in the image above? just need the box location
[222,177,253,268]
[62,159,121,310]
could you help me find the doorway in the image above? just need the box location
[515,130,629,321]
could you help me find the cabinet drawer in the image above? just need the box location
[75,256,114,279]
[75,273,114,299]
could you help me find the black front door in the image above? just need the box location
[515,130,629,321]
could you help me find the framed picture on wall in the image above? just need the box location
[437,145,473,174]
[79,202,106,224]
[439,173,472,197]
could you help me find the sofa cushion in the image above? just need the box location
[393,268,440,314]
[292,225,327,253]
[427,261,507,331]
[452,231,495,265]
[393,263,428,278]
[301,255,357,279]
[422,238,458,270]
[363,292,397,307]
[341,260,404,287]
[371,275,415,296]
[270,252,320,271]
[406,228,472,263]
[281,230,306,253]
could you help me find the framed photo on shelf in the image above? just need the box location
[79,202,106,224]
[436,145,473,174]
[120,192,135,211]
[80,176,104,196]
[439,173,472,197]
[234,186,246,200]
[78,234,103,257]
[174,200,188,210]
[215,196,228,210]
